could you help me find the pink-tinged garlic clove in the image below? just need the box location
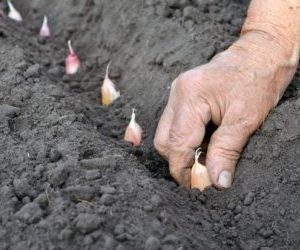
[65,40,80,75]
[39,15,51,38]
[191,148,212,191]
[7,0,22,22]
[101,62,120,106]
[124,109,143,146]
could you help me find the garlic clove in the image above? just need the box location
[101,62,120,106]
[65,40,80,75]
[39,15,51,38]
[191,148,212,191]
[7,0,22,22]
[124,109,143,146]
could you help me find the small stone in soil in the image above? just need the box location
[85,170,101,180]
[64,185,96,202]
[100,186,117,194]
[16,202,43,224]
[34,193,49,208]
[49,148,62,162]
[0,104,20,118]
[244,192,255,206]
[100,194,115,206]
[162,234,178,245]
[13,178,35,198]
[59,228,74,240]
[145,236,161,250]
[150,194,163,207]
[48,165,69,187]
[75,213,104,234]
[0,185,15,200]
[103,235,116,249]
[24,64,41,79]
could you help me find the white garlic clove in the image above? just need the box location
[101,62,120,106]
[39,15,51,38]
[7,0,22,22]
[191,148,212,191]
[124,109,143,146]
[65,40,80,75]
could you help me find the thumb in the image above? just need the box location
[206,118,256,189]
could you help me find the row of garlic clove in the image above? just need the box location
[64,39,143,146]
[5,0,213,191]
[4,0,143,147]
[6,0,51,37]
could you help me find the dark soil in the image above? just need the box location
[0,0,300,249]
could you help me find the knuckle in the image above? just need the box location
[238,113,263,135]
[209,131,242,161]
[153,135,167,154]
[210,136,241,162]
[174,71,203,93]
[215,145,241,162]
[168,128,185,150]
[239,118,259,135]
[229,103,265,135]
[176,72,191,84]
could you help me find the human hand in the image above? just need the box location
[154,31,299,189]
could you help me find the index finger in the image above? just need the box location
[168,102,211,187]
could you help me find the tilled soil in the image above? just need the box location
[0,0,300,249]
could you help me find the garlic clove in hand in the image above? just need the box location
[191,148,212,191]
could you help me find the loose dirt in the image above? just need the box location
[0,0,300,249]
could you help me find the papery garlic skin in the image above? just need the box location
[101,62,120,106]
[191,149,212,191]
[65,40,80,75]
[7,0,22,22]
[124,109,143,146]
[39,15,51,38]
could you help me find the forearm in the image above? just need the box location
[219,0,300,101]
[242,0,300,63]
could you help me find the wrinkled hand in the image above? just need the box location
[154,31,298,188]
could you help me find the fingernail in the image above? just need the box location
[218,170,232,188]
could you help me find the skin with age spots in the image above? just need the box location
[154,0,300,189]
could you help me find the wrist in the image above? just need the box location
[237,30,299,69]
[227,30,298,101]
[240,0,300,68]
[240,28,300,69]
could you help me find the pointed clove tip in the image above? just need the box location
[195,148,202,160]
[106,61,112,78]
[68,40,74,54]
[131,108,137,122]
[39,15,51,37]
[43,15,48,24]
